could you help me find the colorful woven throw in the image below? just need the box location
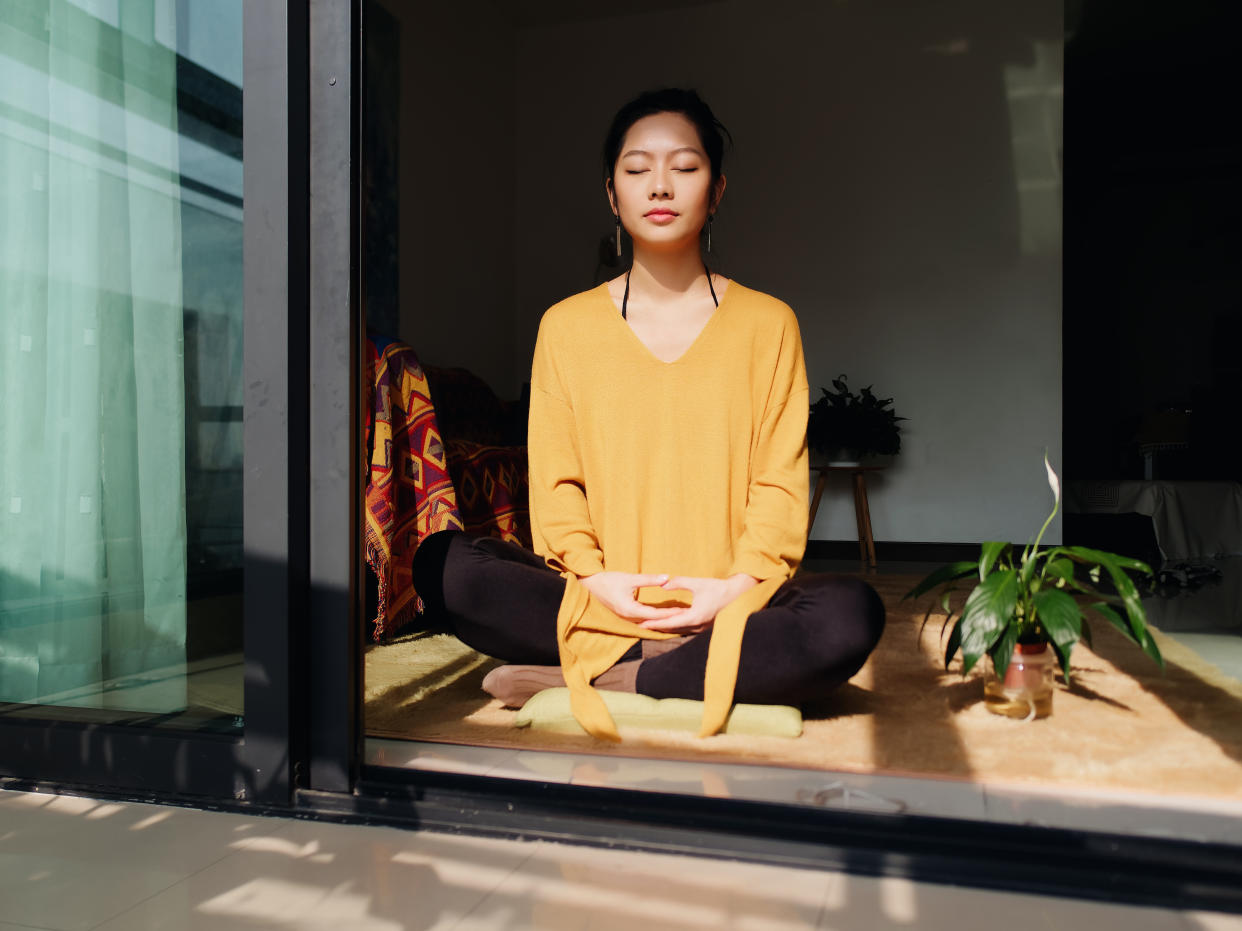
[365,334,464,640]
[444,439,532,549]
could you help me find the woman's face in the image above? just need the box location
[608,111,725,253]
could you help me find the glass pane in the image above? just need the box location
[0,0,243,731]
[361,1,1242,849]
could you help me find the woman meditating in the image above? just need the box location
[413,88,885,740]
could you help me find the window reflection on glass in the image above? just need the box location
[0,0,243,730]
[1003,39,1062,257]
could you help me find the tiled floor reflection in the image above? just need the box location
[1,788,1237,930]
[367,737,1242,844]
[1144,557,1242,681]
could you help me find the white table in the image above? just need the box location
[1064,480,1242,563]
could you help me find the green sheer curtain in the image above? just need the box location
[0,0,188,709]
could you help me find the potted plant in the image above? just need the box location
[903,455,1164,719]
[807,375,904,466]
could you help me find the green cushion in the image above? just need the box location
[513,688,803,738]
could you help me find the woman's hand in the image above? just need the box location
[638,574,760,635]
[579,571,685,624]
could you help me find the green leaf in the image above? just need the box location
[1089,602,1165,670]
[958,570,1018,675]
[918,587,957,640]
[903,561,979,602]
[944,620,962,669]
[1063,545,1153,577]
[1060,547,1154,650]
[1089,600,1129,638]
[1033,589,1082,680]
[1108,571,1149,644]
[938,591,959,643]
[1057,575,1099,598]
[978,542,1009,581]
[1140,627,1165,669]
[989,623,1021,681]
[1019,547,1040,590]
[1033,589,1082,648]
[923,590,958,641]
[1045,557,1074,585]
[1048,637,1073,685]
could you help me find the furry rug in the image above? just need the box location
[364,575,1242,798]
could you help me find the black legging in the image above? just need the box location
[412,530,886,706]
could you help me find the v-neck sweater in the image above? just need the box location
[527,281,810,740]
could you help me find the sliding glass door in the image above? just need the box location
[0,0,300,803]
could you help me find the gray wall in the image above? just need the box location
[384,0,516,396]
[387,0,1063,545]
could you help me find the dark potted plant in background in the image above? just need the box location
[903,455,1164,720]
[807,375,905,466]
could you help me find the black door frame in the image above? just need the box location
[303,0,365,798]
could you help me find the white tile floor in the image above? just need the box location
[1,788,1238,931]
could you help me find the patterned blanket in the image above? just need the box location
[365,334,464,640]
[445,439,531,549]
[365,334,532,640]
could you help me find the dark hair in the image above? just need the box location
[602,88,732,190]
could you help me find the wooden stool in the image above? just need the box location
[808,465,885,570]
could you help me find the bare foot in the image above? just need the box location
[481,665,566,707]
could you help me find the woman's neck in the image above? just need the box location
[627,245,710,304]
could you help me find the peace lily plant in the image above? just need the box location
[904,456,1164,713]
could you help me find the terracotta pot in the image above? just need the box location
[983,642,1054,720]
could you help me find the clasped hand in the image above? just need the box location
[579,571,759,635]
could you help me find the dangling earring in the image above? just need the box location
[614,214,622,257]
[707,213,714,253]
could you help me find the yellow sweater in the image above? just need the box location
[528,281,810,740]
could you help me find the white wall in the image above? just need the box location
[510,0,1063,544]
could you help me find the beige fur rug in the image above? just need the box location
[365,575,1242,798]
